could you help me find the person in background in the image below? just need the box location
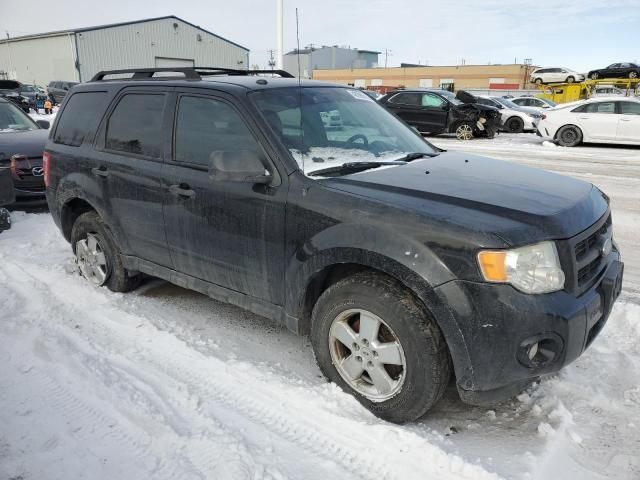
[44,98,53,115]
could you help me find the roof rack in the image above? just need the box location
[90,67,294,82]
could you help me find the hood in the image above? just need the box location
[323,151,608,245]
[0,80,22,90]
[0,128,49,160]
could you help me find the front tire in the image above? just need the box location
[455,122,474,140]
[590,72,599,80]
[311,272,450,423]
[556,125,583,147]
[71,211,140,292]
[566,76,575,83]
[534,78,543,85]
[630,71,638,79]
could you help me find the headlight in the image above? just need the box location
[477,241,565,294]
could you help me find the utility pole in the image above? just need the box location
[384,49,393,68]
[276,0,284,69]
[268,49,276,70]
[523,58,532,88]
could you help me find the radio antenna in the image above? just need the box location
[296,7,305,173]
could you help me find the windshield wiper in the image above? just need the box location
[308,161,407,177]
[391,152,440,162]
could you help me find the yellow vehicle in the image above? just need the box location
[538,78,640,104]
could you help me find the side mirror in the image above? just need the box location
[208,150,272,184]
[36,120,50,129]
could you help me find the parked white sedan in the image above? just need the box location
[536,97,640,146]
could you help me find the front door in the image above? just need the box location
[577,101,619,140]
[161,91,287,304]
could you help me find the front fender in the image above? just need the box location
[285,223,473,387]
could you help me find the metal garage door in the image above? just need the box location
[154,57,195,68]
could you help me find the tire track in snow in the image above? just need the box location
[0,249,501,480]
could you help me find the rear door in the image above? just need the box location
[616,101,640,143]
[92,88,173,266]
[161,89,287,304]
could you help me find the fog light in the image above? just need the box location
[517,334,562,369]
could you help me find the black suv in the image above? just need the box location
[45,67,623,423]
[378,88,501,139]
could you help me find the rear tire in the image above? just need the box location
[556,125,583,147]
[311,271,451,423]
[630,71,638,79]
[71,211,140,292]
[505,116,525,133]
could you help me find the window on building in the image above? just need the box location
[105,94,165,158]
[353,79,366,88]
[371,79,383,86]
[175,96,261,167]
[53,92,109,147]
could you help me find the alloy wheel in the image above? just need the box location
[561,128,577,144]
[328,309,406,402]
[456,123,474,140]
[76,233,108,286]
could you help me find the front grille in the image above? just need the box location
[559,213,612,296]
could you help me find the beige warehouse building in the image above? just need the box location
[313,64,537,91]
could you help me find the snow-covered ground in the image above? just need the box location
[1,133,639,480]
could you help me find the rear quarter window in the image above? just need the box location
[53,91,109,147]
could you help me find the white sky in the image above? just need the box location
[1,0,638,72]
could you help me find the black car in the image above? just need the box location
[378,88,501,139]
[47,80,79,104]
[0,98,50,207]
[588,63,640,80]
[0,80,31,113]
[45,67,622,423]
[17,84,47,110]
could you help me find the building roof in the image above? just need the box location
[0,15,249,51]
[285,46,381,56]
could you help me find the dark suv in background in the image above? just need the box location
[378,88,501,139]
[45,67,623,423]
[47,80,79,103]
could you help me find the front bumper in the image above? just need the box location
[435,251,623,405]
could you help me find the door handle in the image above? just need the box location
[578,116,590,120]
[91,166,109,177]
[620,118,632,122]
[169,183,196,199]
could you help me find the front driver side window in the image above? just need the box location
[174,96,263,168]
[389,93,421,106]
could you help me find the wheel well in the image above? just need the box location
[61,198,96,241]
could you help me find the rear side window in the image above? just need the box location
[174,96,261,166]
[583,102,616,113]
[105,94,165,158]
[53,91,109,147]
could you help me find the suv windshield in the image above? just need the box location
[251,87,437,175]
[0,101,38,133]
